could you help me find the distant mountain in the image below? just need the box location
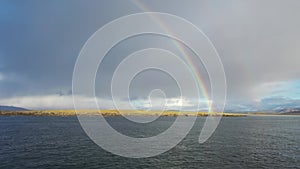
[276,107,300,115]
[260,97,300,111]
[280,111,300,115]
[224,102,259,113]
[274,107,300,113]
[223,97,300,113]
[0,106,28,111]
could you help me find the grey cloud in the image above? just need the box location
[0,0,300,110]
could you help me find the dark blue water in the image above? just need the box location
[0,116,299,169]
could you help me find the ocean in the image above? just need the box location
[0,116,299,169]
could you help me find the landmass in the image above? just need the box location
[0,105,28,111]
[0,109,247,117]
[280,111,300,115]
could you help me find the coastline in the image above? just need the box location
[0,110,248,117]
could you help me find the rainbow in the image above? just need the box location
[130,0,212,111]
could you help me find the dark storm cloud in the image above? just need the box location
[0,0,139,98]
[0,0,300,109]
[132,0,300,101]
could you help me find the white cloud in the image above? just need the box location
[133,97,192,109]
[130,97,212,111]
[0,95,212,111]
[0,95,99,110]
[252,80,298,101]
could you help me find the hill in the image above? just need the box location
[280,111,300,115]
[0,106,28,111]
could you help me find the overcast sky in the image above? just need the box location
[0,0,299,110]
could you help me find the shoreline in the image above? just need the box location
[0,110,248,117]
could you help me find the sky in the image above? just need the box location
[0,0,300,111]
